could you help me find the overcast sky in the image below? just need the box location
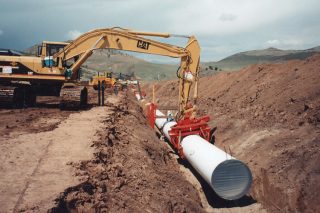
[0,0,319,62]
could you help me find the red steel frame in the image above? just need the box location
[144,100,211,158]
[168,116,211,158]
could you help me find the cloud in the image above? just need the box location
[266,40,280,46]
[265,38,305,49]
[0,0,320,61]
[0,30,3,36]
[219,13,237,22]
[66,30,82,40]
[169,0,320,36]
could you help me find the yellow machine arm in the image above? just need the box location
[54,27,201,119]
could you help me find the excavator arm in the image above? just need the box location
[54,28,200,120]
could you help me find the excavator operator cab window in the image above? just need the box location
[46,44,66,57]
[42,44,67,68]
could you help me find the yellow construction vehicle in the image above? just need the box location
[0,27,200,118]
[0,41,71,107]
[90,72,116,90]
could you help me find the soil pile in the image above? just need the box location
[50,93,204,213]
[142,54,320,212]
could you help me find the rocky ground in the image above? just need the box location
[142,54,320,212]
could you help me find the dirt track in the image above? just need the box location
[143,54,320,212]
[0,99,114,212]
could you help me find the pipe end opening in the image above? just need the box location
[211,159,252,200]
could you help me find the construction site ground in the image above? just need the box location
[0,55,319,213]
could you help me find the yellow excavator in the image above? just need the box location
[0,41,70,107]
[0,27,200,118]
[90,72,116,90]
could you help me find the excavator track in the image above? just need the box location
[0,85,36,108]
[60,85,88,110]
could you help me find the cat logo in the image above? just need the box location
[137,40,150,50]
[10,61,18,66]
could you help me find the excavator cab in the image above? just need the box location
[37,41,69,67]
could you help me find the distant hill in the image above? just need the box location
[82,49,177,81]
[201,46,320,76]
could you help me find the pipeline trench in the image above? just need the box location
[50,92,205,212]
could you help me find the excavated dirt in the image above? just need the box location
[50,93,204,213]
[142,54,320,212]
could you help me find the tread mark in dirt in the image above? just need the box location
[13,139,54,213]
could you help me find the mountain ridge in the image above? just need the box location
[201,46,320,75]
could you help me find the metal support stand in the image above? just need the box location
[98,81,101,106]
[101,81,105,106]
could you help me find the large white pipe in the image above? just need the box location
[135,93,142,101]
[155,110,167,129]
[181,135,252,200]
[135,92,252,200]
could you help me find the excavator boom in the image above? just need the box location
[54,28,200,118]
[0,27,201,118]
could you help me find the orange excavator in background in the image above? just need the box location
[0,27,200,119]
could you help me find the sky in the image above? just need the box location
[0,0,319,62]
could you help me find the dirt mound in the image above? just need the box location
[50,93,204,212]
[142,54,320,212]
